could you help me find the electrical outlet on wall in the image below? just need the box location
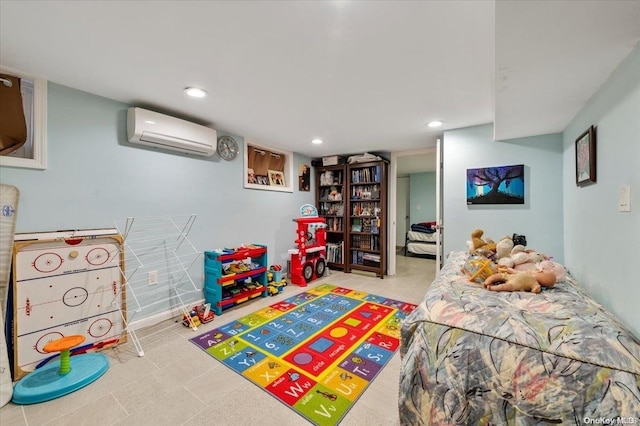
[148,270,158,286]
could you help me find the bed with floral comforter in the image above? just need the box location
[399,251,640,425]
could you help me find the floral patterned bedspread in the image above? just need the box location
[399,251,640,425]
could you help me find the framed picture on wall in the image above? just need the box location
[466,164,524,205]
[575,126,596,187]
[268,169,286,187]
[298,164,310,191]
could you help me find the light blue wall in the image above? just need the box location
[562,45,640,337]
[409,172,436,224]
[0,83,315,319]
[442,125,564,262]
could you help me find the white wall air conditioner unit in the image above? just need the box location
[126,107,216,157]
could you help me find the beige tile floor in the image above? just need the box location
[0,254,436,426]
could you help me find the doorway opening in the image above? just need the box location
[388,147,441,276]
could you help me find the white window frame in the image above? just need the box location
[0,66,48,170]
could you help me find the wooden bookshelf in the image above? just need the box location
[315,164,347,272]
[346,160,387,278]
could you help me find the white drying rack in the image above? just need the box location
[111,215,202,356]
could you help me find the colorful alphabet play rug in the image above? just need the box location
[190,284,417,425]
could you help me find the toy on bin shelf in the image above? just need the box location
[289,204,327,287]
[269,264,283,281]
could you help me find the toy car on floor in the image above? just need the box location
[182,311,201,328]
[194,304,214,323]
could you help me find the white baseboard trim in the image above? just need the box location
[128,298,204,331]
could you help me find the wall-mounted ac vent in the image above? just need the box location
[126,107,216,157]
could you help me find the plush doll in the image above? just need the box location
[484,269,556,293]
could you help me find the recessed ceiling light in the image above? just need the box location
[312,139,323,145]
[427,120,443,128]
[184,87,208,98]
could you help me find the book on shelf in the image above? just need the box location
[351,218,362,232]
[371,217,379,234]
[371,234,380,250]
[371,185,380,199]
[362,218,372,233]
[327,241,343,264]
[362,253,380,262]
[327,217,342,232]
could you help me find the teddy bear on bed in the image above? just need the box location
[468,228,497,258]
[495,236,514,261]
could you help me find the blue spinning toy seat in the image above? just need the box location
[12,335,109,405]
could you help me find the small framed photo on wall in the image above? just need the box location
[268,170,286,187]
[575,126,596,187]
[299,164,310,191]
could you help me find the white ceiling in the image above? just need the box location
[397,152,437,176]
[1,1,639,164]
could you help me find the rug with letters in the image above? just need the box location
[190,284,417,425]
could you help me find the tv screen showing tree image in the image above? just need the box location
[466,164,524,205]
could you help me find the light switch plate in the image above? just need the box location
[618,185,631,212]
[148,270,158,286]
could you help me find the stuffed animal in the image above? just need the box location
[497,244,548,269]
[514,260,566,281]
[328,187,342,201]
[469,229,497,256]
[535,260,567,282]
[495,236,514,260]
[512,247,547,267]
[512,233,527,247]
[527,252,547,264]
[484,269,556,293]
[484,238,497,254]
[510,245,529,265]
[470,229,487,252]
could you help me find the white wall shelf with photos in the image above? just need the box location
[0,66,48,170]
[243,140,294,193]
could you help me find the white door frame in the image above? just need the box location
[435,138,443,275]
[388,147,437,276]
